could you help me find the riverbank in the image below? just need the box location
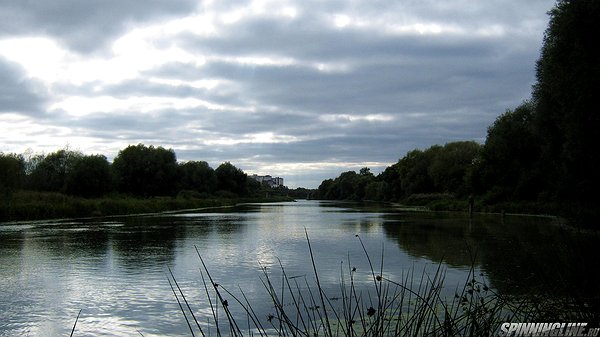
[387,193,600,229]
[0,190,295,222]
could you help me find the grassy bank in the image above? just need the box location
[0,190,294,222]
[400,193,555,215]
[395,193,600,228]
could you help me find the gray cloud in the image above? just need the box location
[0,58,48,115]
[0,0,556,187]
[0,0,198,53]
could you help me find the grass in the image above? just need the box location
[167,231,594,337]
[0,190,294,222]
[396,193,600,229]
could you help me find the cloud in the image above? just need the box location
[0,0,199,53]
[0,0,555,187]
[0,58,48,116]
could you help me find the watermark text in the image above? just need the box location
[498,323,600,337]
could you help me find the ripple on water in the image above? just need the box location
[2,201,597,336]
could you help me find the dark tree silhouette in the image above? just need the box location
[215,162,248,197]
[112,144,178,197]
[26,149,82,193]
[533,0,600,205]
[471,102,542,202]
[178,160,217,195]
[0,153,25,198]
[65,154,113,198]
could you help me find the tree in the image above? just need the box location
[178,161,217,195]
[317,178,336,199]
[533,0,600,204]
[337,171,359,200]
[472,102,542,201]
[112,144,178,197]
[215,162,248,196]
[428,141,481,196]
[26,149,82,192]
[364,181,385,201]
[318,141,482,202]
[397,148,439,196]
[65,154,113,197]
[0,153,25,198]
[22,149,44,176]
[378,163,402,201]
[245,176,262,196]
[356,167,376,200]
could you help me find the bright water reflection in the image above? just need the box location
[0,200,598,336]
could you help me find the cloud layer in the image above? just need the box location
[0,0,554,187]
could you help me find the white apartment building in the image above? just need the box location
[250,174,284,188]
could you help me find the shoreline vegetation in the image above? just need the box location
[0,190,568,225]
[0,143,309,222]
[0,190,295,223]
[0,188,570,225]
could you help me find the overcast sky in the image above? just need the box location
[0,0,554,188]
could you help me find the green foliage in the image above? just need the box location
[13,149,113,198]
[0,153,25,198]
[2,143,289,217]
[364,181,385,201]
[286,187,317,199]
[245,176,262,196]
[1,144,297,220]
[533,0,600,205]
[397,147,438,196]
[318,141,480,203]
[112,144,179,197]
[378,164,402,201]
[469,0,600,224]
[65,154,113,198]
[337,171,360,200]
[472,102,542,201]
[429,141,481,195]
[215,161,248,197]
[317,178,336,199]
[317,169,378,201]
[178,161,217,195]
[25,149,83,193]
[0,190,244,222]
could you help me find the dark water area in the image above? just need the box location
[0,200,598,336]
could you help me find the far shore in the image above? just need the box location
[0,190,294,223]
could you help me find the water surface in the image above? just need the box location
[0,200,598,336]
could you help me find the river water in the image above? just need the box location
[0,200,598,336]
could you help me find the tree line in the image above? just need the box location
[317,0,600,225]
[0,144,265,199]
[316,141,480,201]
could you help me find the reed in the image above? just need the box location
[70,309,81,337]
[168,232,591,337]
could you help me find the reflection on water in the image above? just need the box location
[381,212,600,300]
[0,201,598,336]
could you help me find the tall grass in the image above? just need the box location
[169,232,593,337]
[0,190,293,222]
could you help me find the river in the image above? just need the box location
[0,200,598,336]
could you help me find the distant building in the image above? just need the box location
[250,174,284,188]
